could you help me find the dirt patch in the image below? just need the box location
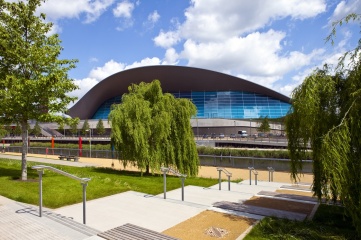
[244,196,315,215]
[162,210,257,240]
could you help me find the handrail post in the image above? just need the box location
[36,169,44,217]
[254,171,258,185]
[32,165,91,224]
[248,167,253,185]
[267,167,274,182]
[161,167,168,199]
[82,182,88,224]
[217,168,222,190]
[181,177,185,201]
[228,175,231,191]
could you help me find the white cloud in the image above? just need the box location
[124,57,162,69]
[38,0,115,23]
[163,48,179,65]
[69,77,99,107]
[177,0,326,42]
[330,0,361,24]
[113,1,134,18]
[89,60,125,81]
[181,30,324,77]
[153,31,181,48]
[148,10,160,23]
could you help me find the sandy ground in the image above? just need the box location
[73,155,314,184]
[4,152,313,184]
[162,210,257,240]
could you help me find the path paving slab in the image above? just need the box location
[213,201,307,221]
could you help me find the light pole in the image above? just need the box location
[249,119,252,137]
[86,129,91,158]
[196,118,199,140]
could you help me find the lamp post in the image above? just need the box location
[86,129,91,158]
[249,119,252,137]
[196,118,199,140]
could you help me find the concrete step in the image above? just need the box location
[0,201,101,240]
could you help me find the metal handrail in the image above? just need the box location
[31,165,91,224]
[32,165,90,183]
[267,167,275,182]
[248,167,258,185]
[160,167,187,201]
[216,167,232,191]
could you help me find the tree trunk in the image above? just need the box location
[21,121,28,181]
[146,164,150,174]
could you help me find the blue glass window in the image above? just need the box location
[91,91,291,120]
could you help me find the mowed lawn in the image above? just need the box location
[0,158,219,208]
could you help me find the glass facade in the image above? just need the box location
[92,91,291,119]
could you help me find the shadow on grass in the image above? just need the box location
[91,166,161,177]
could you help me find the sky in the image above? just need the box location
[28,0,361,105]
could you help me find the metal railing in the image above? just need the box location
[267,167,275,182]
[248,167,258,185]
[216,168,232,191]
[31,165,91,224]
[160,167,187,201]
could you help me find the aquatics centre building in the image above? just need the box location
[68,65,291,122]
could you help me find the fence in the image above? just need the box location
[3,146,313,173]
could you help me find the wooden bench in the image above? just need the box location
[66,155,79,162]
[58,155,67,160]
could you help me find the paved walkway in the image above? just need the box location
[0,153,313,239]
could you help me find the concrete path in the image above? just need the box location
[0,153,312,239]
[53,180,286,233]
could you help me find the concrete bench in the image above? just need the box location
[66,155,79,162]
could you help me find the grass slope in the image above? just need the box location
[0,158,218,208]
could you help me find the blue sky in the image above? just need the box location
[30,0,361,104]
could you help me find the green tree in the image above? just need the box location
[0,0,78,180]
[69,119,80,136]
[109,80,199,176]
[32,122,42,137]
[58,122,65,136]
[258,116,271,134]
[96,119,105,136]
[14,124,22,136]
[0,125,7,138]
[286,14,361,237]
[81,119,90,136]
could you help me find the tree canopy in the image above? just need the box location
[81,119,90,136]
[0,0,78,180]
[109,80,199,176]
[96,119,105,136]
[286,14,361,237]
[257,116,271,134]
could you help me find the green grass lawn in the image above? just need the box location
[0,158,219,208]
[244,204,358,240]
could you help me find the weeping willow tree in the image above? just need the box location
[109,80,199,176]
[286,14,361,237]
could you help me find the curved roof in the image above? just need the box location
[68,65,291,119]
